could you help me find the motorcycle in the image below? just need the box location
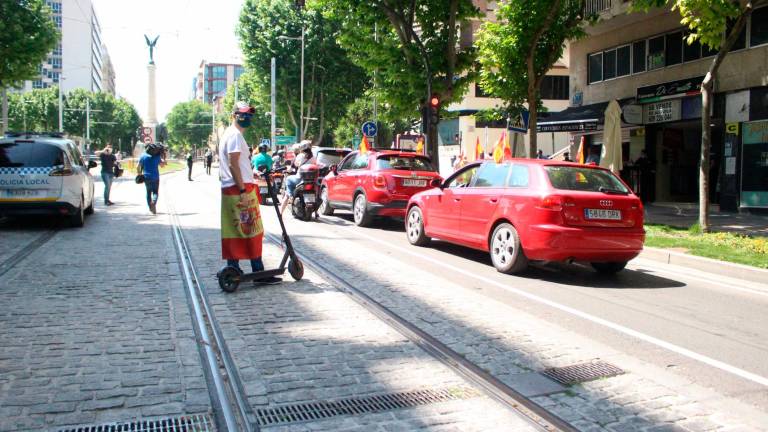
[290,163,321,221]
[255,166,286,205]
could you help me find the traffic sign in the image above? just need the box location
[361,121,378,137]
[508,110,529,134]
[143,127,152,135]
[142,136,152,144]
[261,138,271,146]
[274,135,296,146]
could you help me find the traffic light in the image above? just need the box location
[429,94,440,126]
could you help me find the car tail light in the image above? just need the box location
[303,183,314,191]
[49,167,73,176]
[373,174,387,188]
[539,195,564,211]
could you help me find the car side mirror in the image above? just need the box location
[88,161,97,169]
[430,177,442,189]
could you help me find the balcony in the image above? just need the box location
[585,0,612,16]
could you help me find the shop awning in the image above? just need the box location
[538,98,635,133]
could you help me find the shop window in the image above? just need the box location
[616,45,630,77]
[603,49,616,80]
[750,6,768,46]
[632,40,646,73]
[648,36,665,70]
[665,31,682,65]
[540,75,569,100]
[682,31,701,62]
[588,52,603,84]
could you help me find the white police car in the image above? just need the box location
[0,132,97,227]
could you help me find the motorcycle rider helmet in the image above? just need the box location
[258,142,269,153]
[298,140,312,152]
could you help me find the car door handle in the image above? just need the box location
[454,198,461,202]
[489,197,498,203]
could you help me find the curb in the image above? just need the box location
[639,247,768,285]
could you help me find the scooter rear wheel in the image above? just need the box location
[217,265,243,293]
[288,258,304,281]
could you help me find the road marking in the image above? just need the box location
[342,227,768,387]
[630,259,768,298]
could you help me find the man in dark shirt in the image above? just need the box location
[99,145,116,206]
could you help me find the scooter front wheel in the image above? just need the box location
[217,265,243,293]
[288,258,304,281]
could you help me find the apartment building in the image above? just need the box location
[21,0,108,94]
[551,0,768,210]
[193,61,246,104]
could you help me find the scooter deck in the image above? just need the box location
[238,268,285,282]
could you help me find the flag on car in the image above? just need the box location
[415,136,424,154]
[576,136,585,164]
[360,135,370,154]
[492,131,506,163]
[503,132,513,161]
[475,136,483,160]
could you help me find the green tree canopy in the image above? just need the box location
[476,0,586,157]
[7,85,58,131]
[166,100,214,154]
[0,0,59,87]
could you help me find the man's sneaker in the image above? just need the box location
[255,276,282,285]
[149,202,156,214]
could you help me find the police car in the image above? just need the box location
[0,132,97,227]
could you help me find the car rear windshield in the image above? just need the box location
[0,142,65,168]
[376,155,435,171]
[316,150,349,167]
[544,166,629,194]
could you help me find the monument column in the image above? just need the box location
[146,63,158,128]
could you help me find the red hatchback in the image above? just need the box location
[320,150,441,226]
[406,160,645,274]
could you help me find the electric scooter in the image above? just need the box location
[216,166,304,292]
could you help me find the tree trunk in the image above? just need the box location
[699,77,713,232]
[316,89,325,146]
[1,87,7,135]
[527,59,538,158]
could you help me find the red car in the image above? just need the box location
[320,150,442,226]
[406,159,645,274]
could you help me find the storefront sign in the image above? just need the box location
[538,122,598,133]
[644,99,681,124]
[637,76,704,103]
[741,120,768,208]
[622,104,643,124]
[726,123,739,135]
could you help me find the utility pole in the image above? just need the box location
[271,57,276,152]
[299,25,305,141]
[86,99,90,151]
[58,84,63,132]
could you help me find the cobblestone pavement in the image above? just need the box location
[236,195,766,430]
[170,173,540,431]
[0,175,211,431]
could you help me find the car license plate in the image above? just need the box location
[1,189,47,199]
[585,208,621,220]
[402,179,426,187]
[304,193,316,203]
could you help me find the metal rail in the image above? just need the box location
[167,195,257,432]
[0,230,58,278]
[264,231,577,432]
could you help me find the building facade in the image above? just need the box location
[548,1,768,211]
[100,44,116,95]
[21,0,108,93]
[193,61,245,104]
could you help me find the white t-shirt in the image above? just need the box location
[219,125,255,187]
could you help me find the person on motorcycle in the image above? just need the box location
[272,150,285,169]
[251,143,273,173]
[280,140,314,214]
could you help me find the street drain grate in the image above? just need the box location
[58,414,215,432]
[255,387,479,426]
[542,361,625,386]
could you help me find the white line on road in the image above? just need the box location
[346,228,768,387]
[630,259,768,298]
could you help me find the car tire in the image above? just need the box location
[319,187,334,216]
[591,261,627,274]
[353,193,373,227]
[69,197,85,228]
[406,206,430,246]
[84,200,94,215]
[489,223,528,274]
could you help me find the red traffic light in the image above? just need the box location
[429,96,439,108]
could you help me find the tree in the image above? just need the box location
[6,86,58,131]
[238,0,368,145]
[320,0,480,166]
[476,0,586,158]
[165,100,214,154]
[0,0,59,133]
[333,93,414,148]
[633,0,768,232]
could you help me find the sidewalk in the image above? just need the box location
[645,203,768,236]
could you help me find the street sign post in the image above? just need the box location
[261,138,271,147]
[508,111,530,134]
[274,135,296,146]
[361,121,378,137]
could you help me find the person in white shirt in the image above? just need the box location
[219,101,280,284]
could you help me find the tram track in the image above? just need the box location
[0,229,58,279]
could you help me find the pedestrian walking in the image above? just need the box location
[137,145,166,214]
[99,145,117,206]
[219,101,280,284]
[186,151,194,181]
[205,148,213,175]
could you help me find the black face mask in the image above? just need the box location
[236,114,253,128]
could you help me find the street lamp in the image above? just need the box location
[278,27,304,141]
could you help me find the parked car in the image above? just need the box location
[405,160,645,274]
[0,132,97,227]
[312,146,351,171]
[320,149,442,226]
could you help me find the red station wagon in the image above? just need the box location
[320,150,441,226]
[406,160,645,274]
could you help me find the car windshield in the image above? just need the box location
[544,166,629,193]
[316,150,349,167]
[376,155,435,171]
[0,142,64,167]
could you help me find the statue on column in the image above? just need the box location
[144,35,159,64]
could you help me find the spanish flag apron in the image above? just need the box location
[221,183,263,259]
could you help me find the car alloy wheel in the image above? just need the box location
[319,187,334,216]
[353,193,372,227]
[490,223,527,274]
[406,206,430,246]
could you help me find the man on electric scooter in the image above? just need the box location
[219,101,281,285]
[280,140,314,215]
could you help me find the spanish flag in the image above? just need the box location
[503,132,513,161]
[415,136,424,154]
[492,131,506,163]
[475,136,483,161]
[576,136,585,164]
[360,135,370,154]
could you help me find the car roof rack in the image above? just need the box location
[4,131,65,139]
